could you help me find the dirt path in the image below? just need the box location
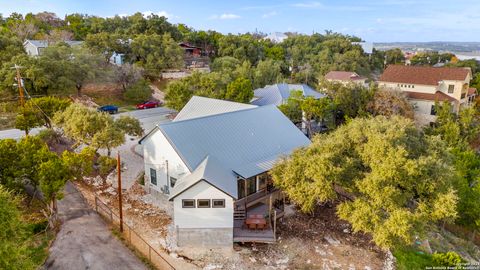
[44,182,148,270]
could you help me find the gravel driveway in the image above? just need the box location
[44,182,147,270]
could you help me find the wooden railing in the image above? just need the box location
[235,188,280,210]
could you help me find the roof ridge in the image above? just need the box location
[161,104,275,126]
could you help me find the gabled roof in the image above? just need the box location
[404,91,457,102]
[159,101,310,178]
[251,83,325,106]
[24,39,84,48]
[379,65,471,86]
[169,155,238,200]
[325,71,366,82]
[174,96,257,122]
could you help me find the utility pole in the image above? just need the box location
[117,151,123,232]
[12,64,25,107]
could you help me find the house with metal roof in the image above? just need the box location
[251,83,325,106]
[378,65,475,125]
[139,96,310,247]
[23,39,84,56]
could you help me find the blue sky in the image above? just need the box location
[1,0,479,42]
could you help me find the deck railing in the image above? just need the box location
[235,187,280,210]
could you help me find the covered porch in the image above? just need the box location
[233,172,285,243]
[233,203,282,243]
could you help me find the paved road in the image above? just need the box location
[115,106,175,132]
[0,127,42,140]
[44,182,148,270]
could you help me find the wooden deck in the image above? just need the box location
[233,203,281,243]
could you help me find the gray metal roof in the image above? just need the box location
[169,155,238,200]
[251,83,325,106]
[24,39,84,48]
[158,100,310,197]
[174,96,257,122]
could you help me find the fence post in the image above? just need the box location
[95,196,98,212]
[110,209,113,222]
[129,227,132,244]
[149,246,152,261]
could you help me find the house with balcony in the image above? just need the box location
[378,65,475,125]
[139,96,310,247]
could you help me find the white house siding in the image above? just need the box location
[24,42,39,56]
[173,180,234,247]
[410,99,437,126]
[142,129,190,194]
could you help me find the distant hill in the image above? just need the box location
[373,42,480,54]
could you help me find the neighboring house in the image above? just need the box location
[139,96,310,247]
[109,52,125,66]
[179,42,204,57]
[352,41,373,54]
[263,32,288,43]
[378,65,475,125]
[251,83,325,106]
[324,71,368,86]
[23,39,83,56]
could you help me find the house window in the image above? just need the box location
[237,179,246,199]
[182,199,195,208]
[461,93,466,99]
[212,199,225,208]
[197,199,210,208]
[430,105,436,115]
[247,176,257,196]
[448,85,455,94]
[257,173,268,191]
[170,177,177,188]
[412,85,415,88]
[150,168,157,185]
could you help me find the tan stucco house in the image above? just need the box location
[378,65,476,125]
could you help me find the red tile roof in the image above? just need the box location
[325,71,365,81]
[379,65,471,86]
[403,91,457,102]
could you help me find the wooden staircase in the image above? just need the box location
[233,208,246,220]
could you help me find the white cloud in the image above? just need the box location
[142,10,176,19]
[292,1,323,8]
[209,13,241,20]
[262,11,278,18]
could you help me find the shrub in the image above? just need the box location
[36,129,61,144]
[98,155,116,177]
[123,79,152,104]
[432,251,465,267]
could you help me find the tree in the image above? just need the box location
[53,104,111,146]
[253,59,283,88]
[321,80,375,121]
[114,63,143,92]
[130,33,184,78]
[20,97,71,129]
[367,89,414,119]
[123,79,152,103]
[0,139,20,190]
[278,90,303,124]
[0,186,33,270]
[15,105,41,135]
[61,147,95,181]
[271,116,458,249]
[38,157,71,224]
[114,115,144,137]
[54,104,143,154]
[225,77,253,103]
[164,80,193,111]
[69,46,105,96]
[301,96,336,136]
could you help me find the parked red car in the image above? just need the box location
[136,101,161,109]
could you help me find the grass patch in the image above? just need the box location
[393,247,435,270]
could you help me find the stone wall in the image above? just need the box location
[176,227,233,247]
